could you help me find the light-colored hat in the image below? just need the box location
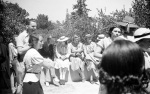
[114,16,139,28]
[134,28,150,42]
[57,36,69,42]
[85,34,92,38]
[97,34,105,40]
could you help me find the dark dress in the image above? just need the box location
[0,43,12,94]
[38,42,55,60]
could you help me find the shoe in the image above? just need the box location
[53,77,60,86]
[62,80,66,85]
[45,82,50,87]
[53,77,59,82]
[59,80,63,85]
[90,80,95,84]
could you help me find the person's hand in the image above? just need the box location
[16,83,23,94]
[76,52,81,57]
[11,87,17,94]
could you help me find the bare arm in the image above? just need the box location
[94,45,103,59]
[42,58,54,69]
[17,46,31,55]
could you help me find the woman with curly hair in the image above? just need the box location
[98,39,149,94]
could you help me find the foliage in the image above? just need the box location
[132,0,150,28]
[36,14,49,29]
[0,0,29,44]
[96,8,134,35]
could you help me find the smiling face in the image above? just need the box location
[33,35,44,50]
[28,21,37,33]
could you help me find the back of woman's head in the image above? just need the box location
[101,39,144,76]
[99,39,148,94]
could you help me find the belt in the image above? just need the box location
[26,72,39,74]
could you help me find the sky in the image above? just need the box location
[4,0,134,22]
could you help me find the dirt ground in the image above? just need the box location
[40,71,100,94]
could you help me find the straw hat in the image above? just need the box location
[57,36,69,42]
[134,28,150,42]
[97,34,105,40]
[114,16,139,28]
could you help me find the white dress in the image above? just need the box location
[69,42,85,71]
[54,44,70,69]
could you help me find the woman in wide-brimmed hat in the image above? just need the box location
[55,36,70,85]
[134,28,150,70]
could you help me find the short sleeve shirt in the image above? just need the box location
[23,48,44,73]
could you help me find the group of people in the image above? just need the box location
[1,15,150,94]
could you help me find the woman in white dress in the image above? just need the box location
[69,34,85,82]
[55,36,70,85]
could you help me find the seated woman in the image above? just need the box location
[98,39,149,94]
[94,27,122,60]
[83,34,99,84]
[55,36,70,85]
[69,34,85,82]
[22,34,54,94]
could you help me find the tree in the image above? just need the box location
[1,0,29,44]
[132,0,150,28]
[36,14,49,29]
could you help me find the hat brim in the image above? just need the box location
[134,35,150,42]
[57,37,69,42]
[114,21,139,28]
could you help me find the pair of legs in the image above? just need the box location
[90,68,99,84]
[76,68,85,82]
[59,67,68,85]
[11,59,24,94]
[43,67,59,86]
[86,60,99,84]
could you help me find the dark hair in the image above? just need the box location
[108,27,121,37]
[26,19,36,25]
[28,34,42,48]
[99,39,149,94]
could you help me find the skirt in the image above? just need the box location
[70,57,85,71]
[23,81,44,94]
[55,58,70,69]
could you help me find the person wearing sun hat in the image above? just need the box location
[54,36,70,85]
[134,28,150,92]
[114,15,139,41]
[134,28,150,69]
